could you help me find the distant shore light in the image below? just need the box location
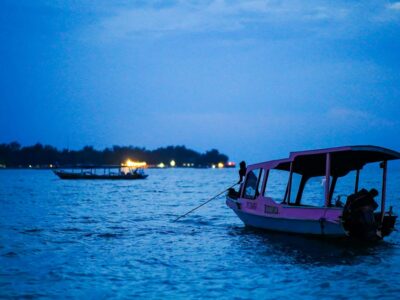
[217,162,224,168]
[170,160,176,167]
[157,162,165,168]
[123,159,147,168]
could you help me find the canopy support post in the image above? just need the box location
[329,176,337,205]
[324,153,331,207]
[380,161,388,226]
[295,176,308,205]
[355,169,360,193]
[285,161,294,204]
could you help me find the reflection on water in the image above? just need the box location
[230,226,397,267]
[1,169,400,299]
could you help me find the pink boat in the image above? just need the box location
[226,146,400,240]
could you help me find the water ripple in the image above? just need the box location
[1,169,400,299]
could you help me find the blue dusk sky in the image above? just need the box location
[1,0,400,163]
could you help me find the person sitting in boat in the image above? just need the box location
[345,188,379,212]
[227,161,247,199]
[238,161,248,196]
[237,161,247,184]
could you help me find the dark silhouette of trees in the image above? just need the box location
[0,142,230,168]
[195,149,229,167]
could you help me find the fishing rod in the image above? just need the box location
[173,182,238,222]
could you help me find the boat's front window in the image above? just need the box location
[264,169,289,202]
[243,169,264,199]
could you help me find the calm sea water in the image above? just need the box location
[1,168,400,299]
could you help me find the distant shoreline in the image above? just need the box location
[0,142,235,169]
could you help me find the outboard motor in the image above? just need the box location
[342,189,379,240]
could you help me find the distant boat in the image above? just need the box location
[53,165,148,180]
[226,146,399,241]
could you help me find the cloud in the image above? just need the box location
[97,0,353,40]
[326,108,396,128]
[327,108,371,120]
[387,2,400,11]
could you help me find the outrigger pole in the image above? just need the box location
[173,183,238,222]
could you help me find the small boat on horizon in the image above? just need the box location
[226,145,399,241]
[53,165,148,180]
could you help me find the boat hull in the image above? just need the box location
[54,171,148,180]
[227,197,347,238]
[233,208,346,237]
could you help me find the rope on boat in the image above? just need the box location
[172,183,238,222]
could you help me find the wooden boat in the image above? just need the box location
[53,165,148,180]
[226,146,399,240]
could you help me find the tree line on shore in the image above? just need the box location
[0,142,229,168]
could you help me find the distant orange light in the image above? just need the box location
[122,159,147,168]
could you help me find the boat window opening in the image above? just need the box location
[357,162,386,208]
[264,169,289,203]
[300,176,327,207]
[243,168,264,199]
[332,162,389,208]
[331,170,358,207]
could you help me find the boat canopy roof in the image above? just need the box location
[253,146,400,177]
